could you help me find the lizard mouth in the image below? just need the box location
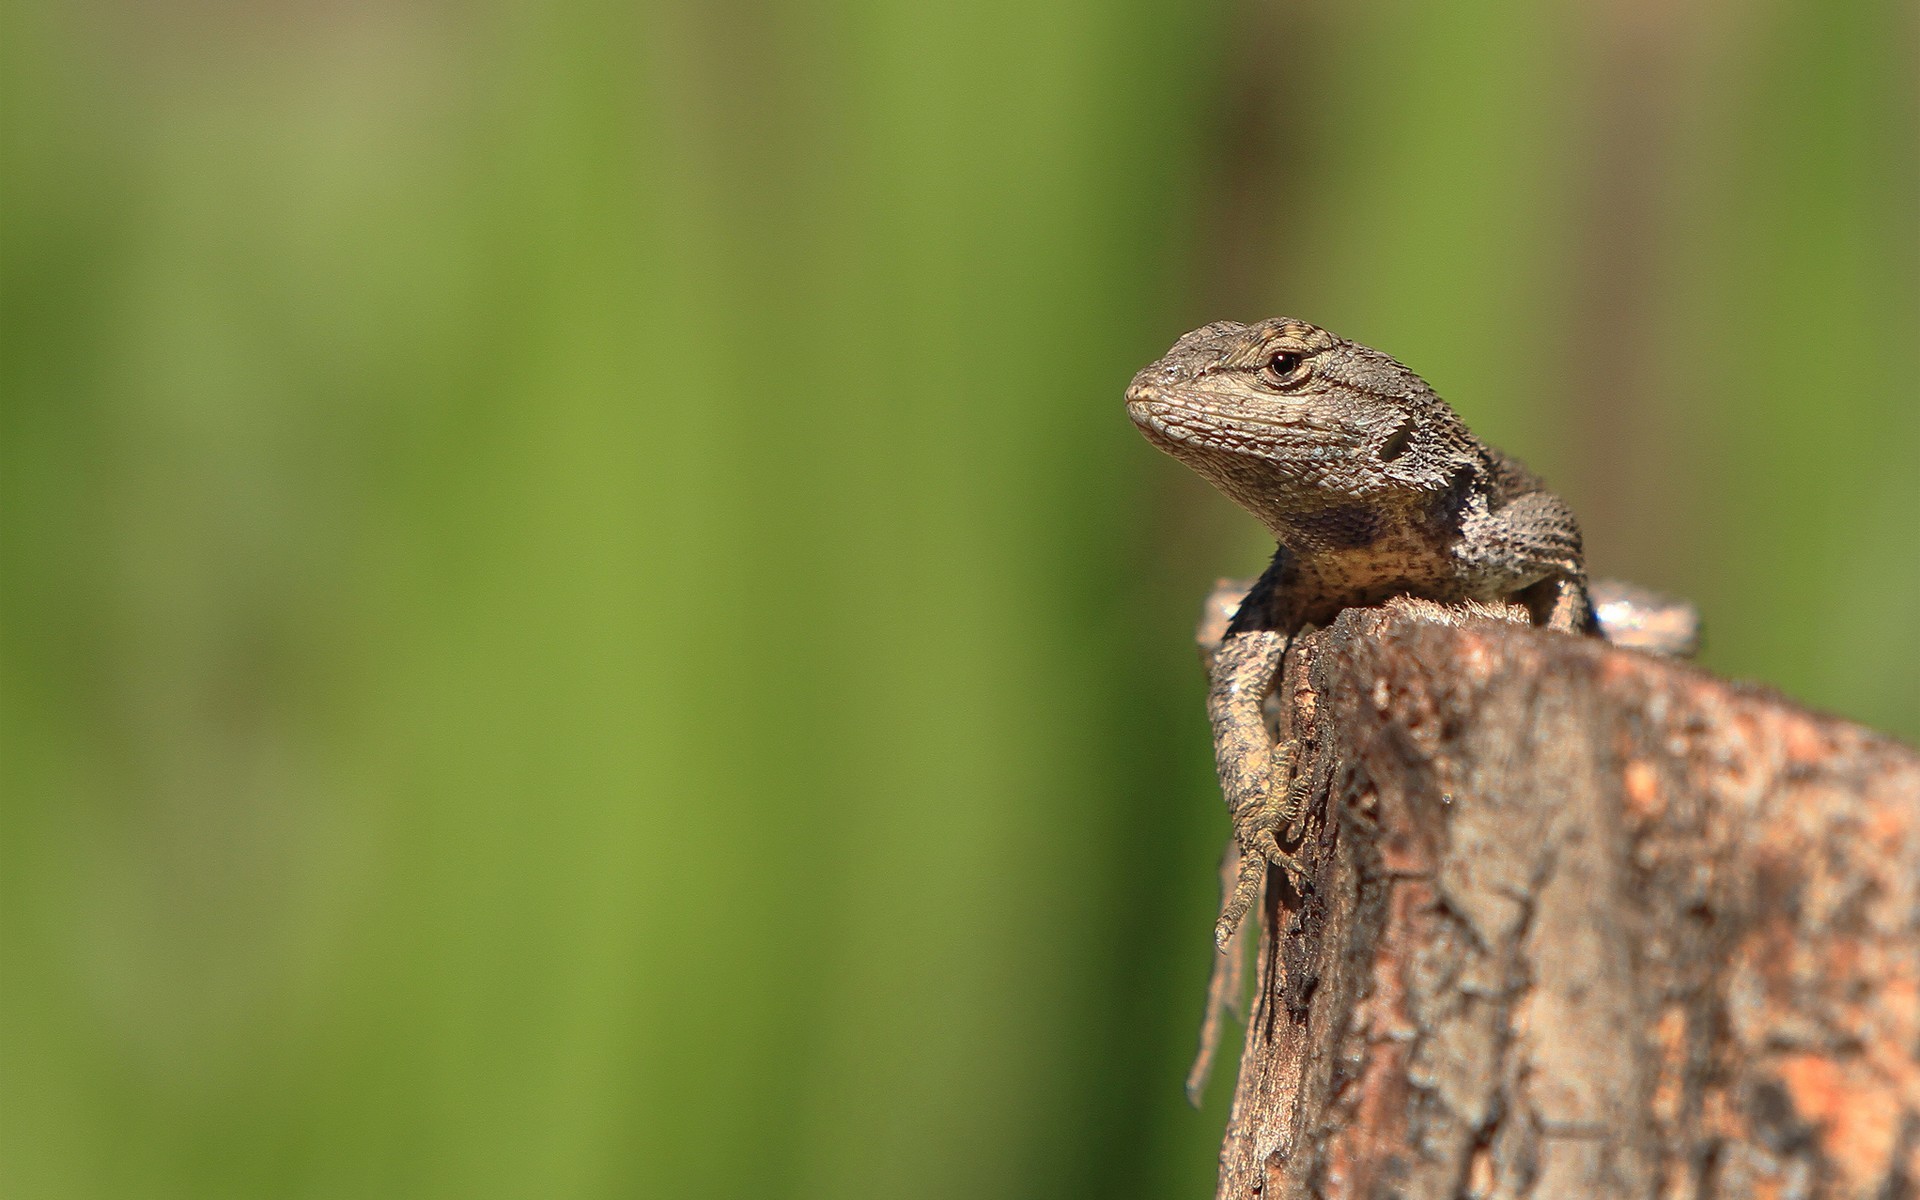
[1127,390,1318,457]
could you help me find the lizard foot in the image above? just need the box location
[1213,773,1313,951]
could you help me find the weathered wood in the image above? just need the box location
[1218,599,1920,1200]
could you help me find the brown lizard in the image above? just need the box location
[1126,318,1697,1097]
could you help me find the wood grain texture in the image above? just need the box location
[1218,600,1920,1200]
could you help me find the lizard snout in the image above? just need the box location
[1125,364,1171,407]
[1124,378,1170,439]
[1124,378,1171,433]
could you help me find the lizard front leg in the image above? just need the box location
[1207,628,1311,950]
[1458,489,1594,633]
[1187,578,1256,1103]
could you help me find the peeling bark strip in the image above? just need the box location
[1218,600,1920,1200]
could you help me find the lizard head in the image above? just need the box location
[1125,318,1477,544]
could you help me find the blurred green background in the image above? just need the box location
[3,1,1914,1197]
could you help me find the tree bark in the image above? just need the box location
[1217,599,1920,1200]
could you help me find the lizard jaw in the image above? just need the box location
[1128,385,1331,466]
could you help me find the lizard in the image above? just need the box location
[1125,317,1699,968]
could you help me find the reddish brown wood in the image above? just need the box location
[1218,600,1920,1200]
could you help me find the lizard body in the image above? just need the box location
[1126,318,1696,956]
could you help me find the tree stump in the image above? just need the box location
[1217,600,1920,1200]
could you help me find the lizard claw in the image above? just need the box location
[1213,827,1308,950]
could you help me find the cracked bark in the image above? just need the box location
[1215,599,1920,1200]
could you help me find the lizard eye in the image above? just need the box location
[1261,351,1307,387]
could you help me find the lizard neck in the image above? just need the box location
[1230,526,1481,635]
[1282,548,1435,626]
[1226,545,1425,634]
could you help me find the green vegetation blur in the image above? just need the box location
[3,2,1914,1197]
